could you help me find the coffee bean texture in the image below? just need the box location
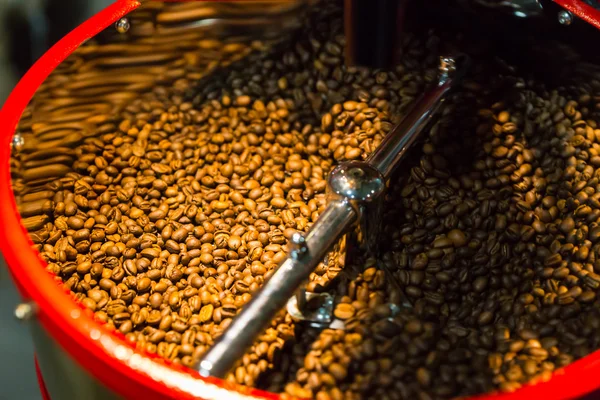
[10,1,600,399]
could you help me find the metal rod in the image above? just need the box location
[367,56,465,178]
[197,200,357,378]
[327,161,386,256]
[196,55,467,379]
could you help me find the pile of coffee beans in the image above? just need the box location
[12,0,600,398]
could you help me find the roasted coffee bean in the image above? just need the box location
[19,1,600,399]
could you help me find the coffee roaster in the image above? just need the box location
[3,1,600,399]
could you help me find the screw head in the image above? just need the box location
[557,10,573,26]
[198,360,213,377]
[115,18,131,34]
[11,133,24,154]
[15,302,37,321]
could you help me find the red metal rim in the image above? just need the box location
[35,356,52,400]
[555,0,600,30]
[0,1,277,400]
[1,1,600,400]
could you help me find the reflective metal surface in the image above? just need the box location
[197,199,358,378]
[328,161,386,259]
[286,291,336,327]
[423,0,600,87]
[12,0,600,397]
[197,54,467,379]
[14,302,37,321]
[367,55,466,179]
[30,320,121,400]
[328,162,386,205]
[8,1,317,398]
[464,0,543,18]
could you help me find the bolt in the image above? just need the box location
[11,133,24,154]
[198,360,215,377]
[15,302,37,321]
[115,18,131,34]
[558,10,573,26]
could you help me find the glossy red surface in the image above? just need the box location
[35,357,52,400]
[556,0,600,30]
[2,1,600,400]
[0,1,279,399]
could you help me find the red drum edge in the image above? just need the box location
[556,0,600,31]
[0,1,278,399]
[35,357,52,400]
[2,1,600,400]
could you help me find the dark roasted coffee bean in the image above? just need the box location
[22,4,600,399]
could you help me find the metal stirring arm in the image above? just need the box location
[196,54,469,379]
